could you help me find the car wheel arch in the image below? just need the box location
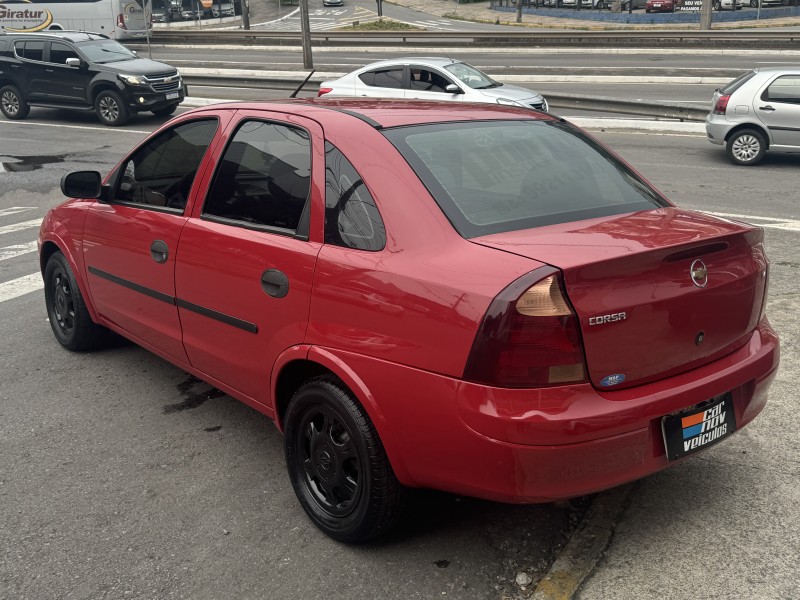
[40,239,102,325]
[272,349,414,485]
[724,122,770,150]
[90,82,123,105]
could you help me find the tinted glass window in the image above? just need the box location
[409,67,450,93]
[721,70,756,95]
[203,120,311,234]
[384,120,667,238]
[764,75,800,104]
[359,67,404,89]
[116,119,217,210]
[325,142,385,252]
[49,42,79,65]
[443,62,497,90]
[16,41,45,62]
[75,39,135,64]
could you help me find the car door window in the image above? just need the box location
[115,119,218,211]
[324,142,385,252]
[358,67,404,89]
[409,67,450,93]
[49,42,80,65]
[15,41,45,62]
[203,120,311,236]
[763,76,800,105]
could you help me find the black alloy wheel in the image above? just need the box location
[0,85,30,120]
[284,377,405,543]
[44,252,107,351]
[95,90,130,126]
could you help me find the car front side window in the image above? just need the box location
[409,67,451,93]
[202,120,311,236]
[49,42,80,65]
[115,118,218,211]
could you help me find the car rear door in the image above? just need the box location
[354,65,407,99]
[13,40,48,101]
[754,73,800,149]
[174,110,323,407]
[81,115,227,363]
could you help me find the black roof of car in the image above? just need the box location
[0,30,110,42]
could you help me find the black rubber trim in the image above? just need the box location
[768,125,800,132]
[176,299,258,333]
[314,105,383,129]
[88,266,175,305]
[87,266,257,333]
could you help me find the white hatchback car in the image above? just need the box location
[318,57,548,112]
[706,67,800,165]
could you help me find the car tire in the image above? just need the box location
[713,0,721,8]
[44,252,108,351]
[151,104,178,117]
[0,84,30,120]
[596,0,605,7]
[726,128,767,166]
[95,90,130,126]
[284,376,405,543]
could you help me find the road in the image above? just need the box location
[0,103,798,599]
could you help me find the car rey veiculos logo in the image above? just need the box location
[0,0,54,33]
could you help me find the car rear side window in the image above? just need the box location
[115,118,218,211]
[15,41,44,62]
[49,42,79,65]
[384,120,667,238]
[721,70,757,95]
[324,142,385,252]
[203,120,311,236]
[762,75,800,104]
[359,68,404,89]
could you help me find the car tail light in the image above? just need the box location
[713,94,730,115]
[318,87,333,97]
[116,13,127,29]
[464,266,587,388]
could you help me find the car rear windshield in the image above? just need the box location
[721,70,757,95]
[383,120,667,238]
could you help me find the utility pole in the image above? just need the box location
[516,0,522,23]
[241,0,250,29]
[700,0,712,29]
[299,0,313,69]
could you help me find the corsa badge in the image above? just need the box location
[588,312,626,326]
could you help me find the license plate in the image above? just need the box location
[166,92,179,100]
[662,394,736,461]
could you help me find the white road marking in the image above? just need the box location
[0,207,35,218]
[0,273,42,303]
[0,121,150,135]
[0,219,42,236]
[0,241,37,261]
[706,212,800,233]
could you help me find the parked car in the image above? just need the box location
[0,31,185,126]
[41,98,779,542]
[323,0,344,6]
[646,0,675,12]
[319,57,548,112]
[711,0,741,9]
[619,0,648,8]
[706,67,800,165]
[211,1,235,17]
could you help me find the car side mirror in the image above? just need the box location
[61,171,105,200]
[445,84,462,94]
[65,57,81,68]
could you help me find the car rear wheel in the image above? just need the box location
[0,85,30,120]
[726,129,766,166]
[713,0,721,8]
[151,103,179,117]
[44,252,108,351]
[95,90,130,126]
[284,376,405,543]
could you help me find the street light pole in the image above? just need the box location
[299,0,313,69]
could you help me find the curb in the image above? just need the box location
[532,483,637,600]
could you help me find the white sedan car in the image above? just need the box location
[318,57,548,112]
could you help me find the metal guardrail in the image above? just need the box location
[147,29,800,47]
[181,73,710,121]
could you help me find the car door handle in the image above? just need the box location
[150,240,169,264]
[261,269,289,298]
[759,105,776,112]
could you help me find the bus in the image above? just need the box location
[0,0,152,40]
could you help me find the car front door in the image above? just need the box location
[81,115,226,363]
[755,73,800,149]
[175,112,323,407]
[405,65,462,102]
[44,42,91,104]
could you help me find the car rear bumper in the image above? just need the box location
[320,318,778,503]
[705,114,731,146]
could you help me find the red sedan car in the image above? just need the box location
[646,0,675,11]
[40,99,779,543]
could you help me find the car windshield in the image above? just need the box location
[383,120,668,238]
[443,62,500,90]
[76,40,136,64]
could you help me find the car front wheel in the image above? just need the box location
[95,90,130,126]
[726,128,767,166]
[0,84,30,120]
[44,252,108,351]
[284,376,405,543]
